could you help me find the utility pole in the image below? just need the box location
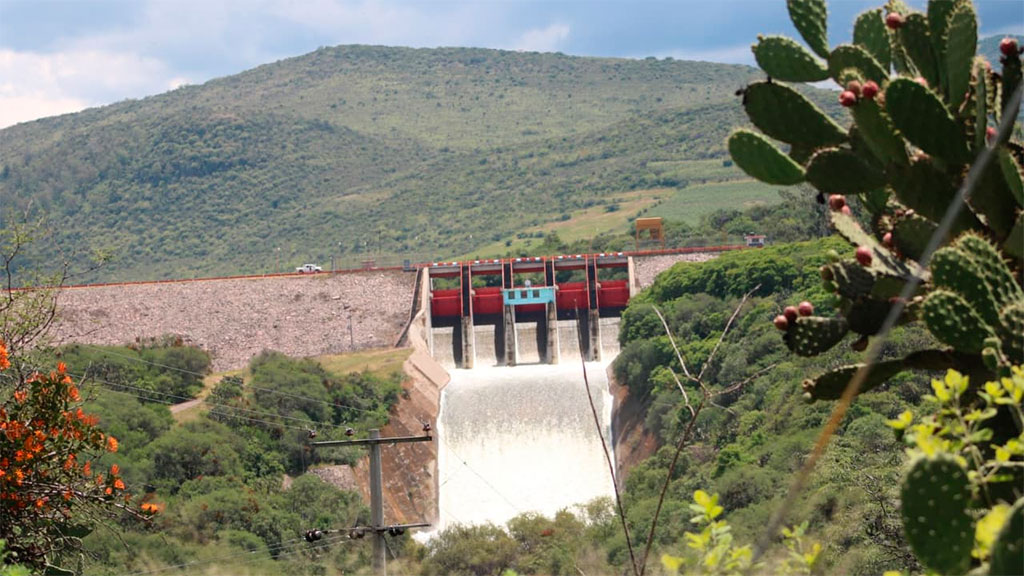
[309,429,432,575]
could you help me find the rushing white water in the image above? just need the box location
[434,318,619,530]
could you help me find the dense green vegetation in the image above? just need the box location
[2,46,847,283]
[51,345,406,574]
[610,239,935,574]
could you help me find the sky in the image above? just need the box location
[1,0,1021,129]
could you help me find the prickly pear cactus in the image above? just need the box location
[900,454,973,575]
[735,0,1024,401]
[989,498,1024,576]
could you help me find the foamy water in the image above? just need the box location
[435,359,616,530]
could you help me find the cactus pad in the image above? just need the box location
[743,81,847,148]
[787,0,830,59]
[852,9,890,69]
[885,77,969,163]
[953,233,1023,310]
[892,214,938,262]
[998,148,1024,207]
[1000,44,1022,121]
[931,246,1001,328]
[973,59,989,150]
[900,454,973,576]
[830,211,919,277]
[805,147,886,195]
[926,0,955,60]
[1004,214,1024,260]
[846,297,895,335]
[801,359,904,401]
[943,1,977,112]
[990,498,1024,576]
[827,44,888,85]
[850,99,908,166]
[970,152,1019,239]
[897,13,940,89]
[784,315,849,357]
[728,130,806,185]
[892,156,960,223]
[998,300,1024,362]
[921,289,995,353]
[752,35,830,82]
[827,259,876,299]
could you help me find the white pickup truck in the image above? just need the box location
[295,264,323,273]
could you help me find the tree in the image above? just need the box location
[1,223,149,571]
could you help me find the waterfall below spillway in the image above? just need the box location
[434,318,620,530]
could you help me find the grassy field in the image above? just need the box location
[316,347,413,378]
[460,188,669,258]
[646,179,785,224]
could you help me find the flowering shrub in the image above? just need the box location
[0,340,151,569]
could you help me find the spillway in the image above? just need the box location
[434,318,620,530]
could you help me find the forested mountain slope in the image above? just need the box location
[1,46,788,282]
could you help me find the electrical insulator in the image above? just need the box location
[304,529,323,542]
[388,527,406,537]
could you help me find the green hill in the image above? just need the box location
[2,45,836,282]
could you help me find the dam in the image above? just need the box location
[427,255,631,528]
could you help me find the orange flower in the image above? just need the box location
[0,341,9,370]
[35,498,46,508]
[13,390,26,404]
[114,479,125,490]
[63,490,73,501]
[56,362,66,374]
[106,435,118,453]
[104,487,112,495]
[95,474,104,486]
[82,461,92,477]
[141,501,163,515]
[68,385,80,401]
[110,464,119,475]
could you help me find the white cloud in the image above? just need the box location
[0,95,89,129]
[0,48,185,128]
[512,24,571,53]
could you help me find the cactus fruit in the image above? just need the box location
[731,0,1023,393]
[900,454,973,575]
[1001,38,1020,58]
[798,301,814,316]
[855,246,873,266]
[861,80,880,99]
[775,315,790,331]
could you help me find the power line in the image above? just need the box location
[444,445,521,515]
[120,534,325,575]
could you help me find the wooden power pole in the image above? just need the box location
[309,429,432,574]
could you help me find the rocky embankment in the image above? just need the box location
[53,271,417,371]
